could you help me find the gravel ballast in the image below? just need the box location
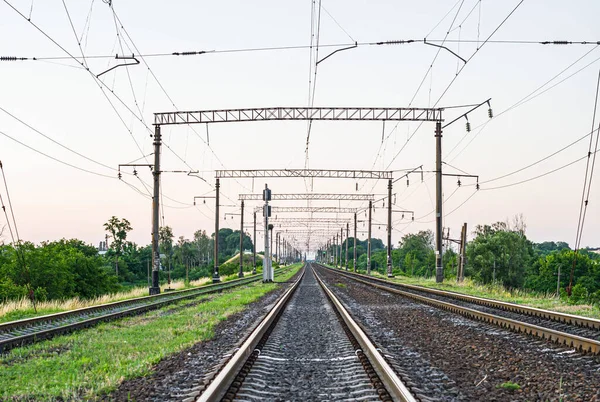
[316,265,600,401]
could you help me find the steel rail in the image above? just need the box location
[313,268,416,402]
[0,267,289,352]
[323,266,600,330]
[197,268,306,402]
[319,265,600,354]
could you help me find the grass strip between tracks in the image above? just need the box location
[0,264,302,401]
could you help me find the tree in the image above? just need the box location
[103,216,132,278]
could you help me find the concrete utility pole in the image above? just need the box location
[149,125,162,295]
[457,222,467,282]
[353,212,357,272]
[367,200,372,275]
[334,235,338,267]
[340,227,344,269]
[263,184,273,282]
[252,211,257,274]
[435,122,444,283]
[213,178,221,283]
[239,200,245,278]
[557,265,561,296]
[345,222,349,271]
[387,178,393,278]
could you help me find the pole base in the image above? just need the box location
[238,272,244,278]
[252,269,257,275]
[148,287,161,295]
[212,274,221,283]
[387,274,394,278]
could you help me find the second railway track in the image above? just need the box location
[197,263,415,402]
[317,264,600,354]
[0,267,291,353]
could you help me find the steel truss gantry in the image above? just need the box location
[217,169,391,179]
[258,206,358,214]
[147,104,446,293]
[239,193,375,201]
[270,217,351,224]
[154,106,444,126]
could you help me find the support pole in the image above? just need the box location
[458,222,467,282]
[149,125,162,295]
[345,222,349,271]
[387,178,393,277]
[353,212,357,272]
[239,200,244,278]
[252,211,257,274]
[263,184,272,282]
[367,200,372,275]
[213,178,221,283]
[435,121,444,283]
[340,227,344,269]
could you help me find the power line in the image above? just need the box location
[447,45,600,161]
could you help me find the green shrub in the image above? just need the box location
[569,284,588,305]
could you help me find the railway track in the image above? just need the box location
[0,267,290,353]
[316,264,600,354]
[197,263,415,402]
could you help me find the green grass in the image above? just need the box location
[0,264,302,401]
[334,283,347,288]
[497,381,521,391]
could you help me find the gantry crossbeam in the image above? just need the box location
[217,169,391,179]
[154,107,443,125]
[258,206,358,213]
[239,193,375,201]
[270,217,351,224]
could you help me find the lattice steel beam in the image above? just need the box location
[154,107,443,126]
[239,193,375,201]
[257,206,357,213]
[273,222,348,228]
[270,217,351,224]
[217,169,391,179]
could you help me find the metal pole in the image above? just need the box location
[387,178,393,278]
[557,265,561,296]
[149,125,162,295]
[213,178,221,283]
[367,200,372,275]
[435,121,444,283]
[239,200,244,278]
[345,222,349,271]
[353,212,357,272]
[252,211,257,274]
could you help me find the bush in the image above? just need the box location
[590,290,600,306]
[569,284,588,305]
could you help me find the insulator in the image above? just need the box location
[203,199,206,204]
[402,213,405,219]
[488,108,493,118]
[193,201,196,206]
[476,183,480,190]
[224,216,226,220]
[412,216,415,221]
[457,179,461,187]
[466,122,471,132]
[117,172,122,179]
[133,169,138,176]
[406,178,410,187]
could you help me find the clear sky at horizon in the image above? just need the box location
[1,0,599,254]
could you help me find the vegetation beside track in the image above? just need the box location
[0,264,302,401]
[0,270,259,324]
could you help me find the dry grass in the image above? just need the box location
[0,277,212,322]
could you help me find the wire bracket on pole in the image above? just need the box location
[423,39,466,64]
[316,42,358,65]
[97,54,140,78]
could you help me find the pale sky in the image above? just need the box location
[1,0,599,255]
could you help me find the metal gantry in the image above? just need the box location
[239,193,375,201]
[154,106,444,125]
[147,104,448,294]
